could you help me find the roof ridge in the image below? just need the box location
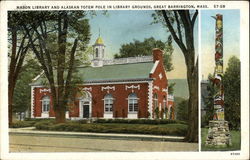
[103,56,153,66]
[76,61,154,68]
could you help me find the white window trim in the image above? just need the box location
[79,91,92,119]
[128,101,139,113]
[128,94,139,113]
[103,95,114,113]
[41,96,50,113]
[79,99,92,119]
[153,94,158,108]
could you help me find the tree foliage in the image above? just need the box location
[176,98,189,122]
[153,10,198,142]
[201,74,216,127]
[114,37,174,72]
[224,56,240,130]
[13,57,41,114]
[19,11,91,123]
[202,57,240,130]
[8,12,35,124]
[168,82,176,95]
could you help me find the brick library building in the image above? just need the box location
[30,36,175,120]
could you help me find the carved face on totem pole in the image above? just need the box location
[213,14,224,121]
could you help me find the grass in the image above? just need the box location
[201,128,241,151]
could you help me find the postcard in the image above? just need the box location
[0,1,249,160]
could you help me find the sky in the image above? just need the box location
[201,10,240,80]
[87,10,198,79]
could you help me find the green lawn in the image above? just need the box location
[201,128,241,151]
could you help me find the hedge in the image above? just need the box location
[9,121,37,128]
[93,118,187,125]
[35,121,188,136]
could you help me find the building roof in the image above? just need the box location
[80,62,154,82]
[31,61,155,85]
[95,37,104,45]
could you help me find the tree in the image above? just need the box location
[114,37,174,72]
[8,12,35,125]
[13,58,41,117]
[22,11,91,123]
[176,98,189,122]
[168,82,176,95]
[201,74,215,127]
[153,10,198,142]
[224,56,240,130]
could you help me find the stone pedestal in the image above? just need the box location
[205,120,232,146]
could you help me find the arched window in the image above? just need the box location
[104,94,113,112]
[42,96,50,112]
[128,93,138,112]
[163,96,167,109]
[153,93,158,109]
[168,105,172,120]
[163,95,167,118]
[95,48,98,58]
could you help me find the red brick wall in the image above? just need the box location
[32,49,175,119]
[150,49,169,118]
[78,83,149,118]
[33,87,55,117]
[33,83,149,118]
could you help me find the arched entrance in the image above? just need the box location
[79,91,92,119]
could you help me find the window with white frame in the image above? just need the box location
[168,106,172,119]
[128,93,138,112]
[163,96,167,109]
[153,93,158,108]
[42,96,50,112]
[163,95,167,115]
[104,94,113,112]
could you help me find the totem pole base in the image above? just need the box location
[205,120,232,147]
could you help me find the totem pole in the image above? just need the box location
[212,14,224,121]
[205,14,231,147]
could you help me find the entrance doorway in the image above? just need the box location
[83,101,90,118]
[79,91,92,119]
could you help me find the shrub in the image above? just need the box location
[9,121,36,128]
[34,120,188,136]
[93,118,186,125]
[34,120,55,130]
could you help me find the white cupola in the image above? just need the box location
[92,34,105,67]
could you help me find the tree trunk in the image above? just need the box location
[161,10,198,142]
[185,59,198,142]
[8,29,17,125]
[54,104,66,123]
[8,85,14,125]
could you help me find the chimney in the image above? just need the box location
[152,48,163,62]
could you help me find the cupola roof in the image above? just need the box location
[95,37,104,45]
